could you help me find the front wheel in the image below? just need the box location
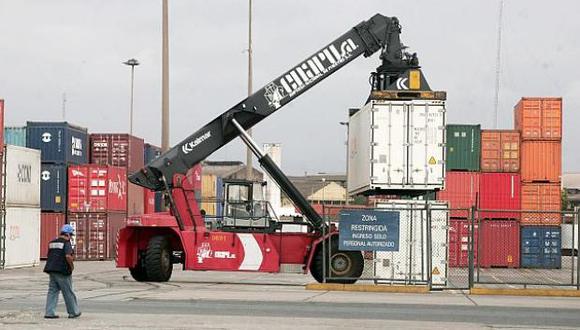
[310,238,364,284]
[129,256,148,282]
[145,236,173,282]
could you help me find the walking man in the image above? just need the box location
[44,224,81,319]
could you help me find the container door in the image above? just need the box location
[371,102,406,187]
[408,100,445,188]
[543,228,561,268]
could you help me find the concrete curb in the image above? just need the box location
[305,283,430,293]
[471,287,580,297]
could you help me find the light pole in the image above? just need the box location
[340,121,349,205]
[123,58,140,135]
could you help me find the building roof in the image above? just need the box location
[201,161,263,181]
[288,174,346,199]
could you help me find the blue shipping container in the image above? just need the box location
[144,143,161,163]
[521,226,561,269]
[4,126,27,146]
[154,191,163,212]
[26,122,88,164]
[41,163,68,212]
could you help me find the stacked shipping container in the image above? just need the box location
[516,97,563,268]
[1,144,42,269]
[25,122,90,259]
[439,124,521,268]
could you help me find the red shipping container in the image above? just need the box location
[448,219,478,267]
[436,172,479,218]
[68,212,126,260]
[514,97,562,141]
[89,134,145,173]
[479,173,520,219]
[478,220,520,268]
[128,183,144,216]
[68,165,128,213]
[144,189,156,214]
[40,212,66,259]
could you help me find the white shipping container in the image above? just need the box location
[373,200,448,287]
[4,145,41,207]
[1,207,41,269]
[348,99,445,194]
[561,223,578,254]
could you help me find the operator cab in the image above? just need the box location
[215,179,279,232]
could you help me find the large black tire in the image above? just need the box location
[129,257,148,282]
[310,239,364,284]
[145,236,173,282]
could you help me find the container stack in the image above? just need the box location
[25,122,89,259]
[67,165,128,260]
[515,97,563,268]
[89,133,145,215]
[2,145,42,269]
[437,125,481,267]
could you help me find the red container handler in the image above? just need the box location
[89,134,145,173]
[144,189,156,214]
[479,173,520,219]
[40,212,66,259]
[436,172,480,218]
[68,165,128,213]
[448,219,478,267]
[478,220,520,268]
[68,212,126,260]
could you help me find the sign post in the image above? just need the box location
[338,209,400,251]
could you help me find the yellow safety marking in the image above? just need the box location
[409,70,421,89]
[432,267,440,275]
[428,156,437,165]
[306,283,429,294]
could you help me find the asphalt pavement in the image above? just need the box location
[1,261,580,329]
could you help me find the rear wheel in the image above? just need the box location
[310,238,364,284]
[129,254,148,282]
[145,236,173,282]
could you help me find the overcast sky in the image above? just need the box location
[0,1,578,175]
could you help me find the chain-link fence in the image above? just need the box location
[319,203,470,289]
[473,209,580,289]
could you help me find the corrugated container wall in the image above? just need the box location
[521,226,561,268]
[480,130,520,172]
[89,134,145,173]
[4,127,27,147]
[348,99,446,194]
[446,124,481,171]
[40,213,66,259]
[514,97,562,140]
[40,164,68,212]
[26,122,88,164]
[448,219,478,267]
[2,207,41,269]
[68,212,126,260]
[521,183,561,225]
[521,141,561,182]
[200,174,217,216]
[479,173,520,219]
[4,145,41,207]
[436,172,479,218]
[479,220,520,268]
[68,165,128,213]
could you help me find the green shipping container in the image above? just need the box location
[446,124,481,171]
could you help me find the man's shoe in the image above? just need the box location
[68,312,82,319]
[44,315,59,319]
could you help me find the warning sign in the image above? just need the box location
[432,267,440,275]
[428,156,437,165]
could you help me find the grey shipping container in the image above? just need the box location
[26,122,89,164]
[445,124,481,171]
[4,127,27,146]
[144,143,161,163]
[40,164,67,212]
